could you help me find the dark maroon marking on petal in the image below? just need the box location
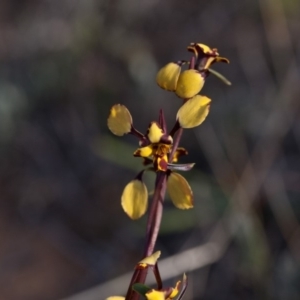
[176,147,188,156]
[139,137,151,147]
[133,150,142,157]
[158,158,168,172]
[160,135,173,144]
[143,157,153,166]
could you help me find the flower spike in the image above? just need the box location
[106,42,229,300]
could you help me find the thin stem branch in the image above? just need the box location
[125,269,140,300]
[153,264,163,290]
[144,172,167,257]
[127,173,167,300]
[169,128,184,161]
[130,126,145,140]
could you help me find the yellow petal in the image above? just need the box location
[176,95,211,128]
[156,62,181,91]
[167,172,193,209]
[175,70,204,99]
[146,290,165,300]
[215,56,230,64]
[147,122,164,143]
[107,104,132,136]
[187,43,214,55]
[172,147,188,163]
[196,43,214,54]
[106,297,125,300]
[203,57,216,70]
[139,251,161,267]
[168,281,181,299]
[134,145,154,158]
[121,180,148,220]
[203,56,229,70]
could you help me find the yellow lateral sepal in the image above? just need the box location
[107,104,132,136]
[156,62,181,91]
[167,172,193,209]
[121,180,148,220]
[134,145,154,158]
[175,70,204,99]
[177,95,211,128]
[139,251,161,266]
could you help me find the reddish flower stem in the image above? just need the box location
[169,128,183,161]
[125,269,141,300]
[126,130,184,300]
[153,264,163,290]
[143,171,167,257]
[126,173,167,300]
[130,127,145,140]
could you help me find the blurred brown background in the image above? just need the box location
[0,0,300,299]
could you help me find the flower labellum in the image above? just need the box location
[134,122,173,172]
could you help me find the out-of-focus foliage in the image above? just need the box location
[0,0,300,299]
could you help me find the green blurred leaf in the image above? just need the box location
[132,283,151,296]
